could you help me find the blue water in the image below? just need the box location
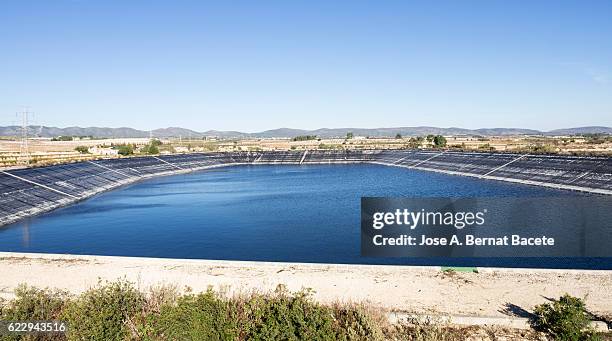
[0,164,608,269]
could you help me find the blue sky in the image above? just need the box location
[1,1,610,132]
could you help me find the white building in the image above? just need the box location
[89,147,119,156]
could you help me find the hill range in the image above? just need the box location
[0,125,610,139]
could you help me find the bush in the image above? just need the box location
[74,146,89,154]
[141,139,161,154]
[134,287,368,341]
[407,137,424,149]
[141,144,159,155]
[0,280,552,340]
[0,285,69,341]
[239,288,336,340]
[62,280,144,341]
[0,284,68,321]
[433,135,447,148]
[478,143,495,151]
[115,144,134,156]
[292,135,317,141]
[526,143,557,154]
[331,304,384,340]
[52,136,73,141]
[532,294,601,341]
[389,316,463,341]
[139,289,237,340]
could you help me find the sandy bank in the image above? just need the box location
[0,252,610,320]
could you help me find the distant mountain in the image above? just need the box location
[57,126,148,138]
[248,126,564,138]
[201,130,252,139]
[251,128,311,138]
[152,127,203,138]
[0,125,610,139]
[0,125,149,138]
[474,128,541,136]
[545,126,612,136]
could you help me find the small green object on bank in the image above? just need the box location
[441,266,478,273]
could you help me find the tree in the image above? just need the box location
[52,136,73,141]
[140,139,162,154]
[74,146,90,154]
[346,132,354,139]
[407,137,421,148]
[533,294,600,340]
[292,135,317,141]
[116,144,134,156]
[478,143,495,151]
[426,134,435,142]
[142,145,159,154]
[433,135,447,148]
[395,133,402,139]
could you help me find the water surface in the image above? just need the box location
[0,164,606,269]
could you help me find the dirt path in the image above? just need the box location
[0,252,610,320]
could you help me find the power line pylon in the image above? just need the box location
[18,107,32,165]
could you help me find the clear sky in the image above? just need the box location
[1,1,610,132]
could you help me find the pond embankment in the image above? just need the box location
[1,252,610,322]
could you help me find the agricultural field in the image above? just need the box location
[1,134,611,169]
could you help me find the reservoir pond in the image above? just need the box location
[0,164,606,269]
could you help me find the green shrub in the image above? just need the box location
[141,144,159,155]
[389,317,463,341]
[478,143,495,151]
[62,280,144,341]
[135,287,378,341]
[52,136,73,141]
[527,143,557,154]
[0,285,68,341]
[115,144,134,156]
[1,280,562,341]
[141,139,162,154]
[407,137,424,149]
[138,289,237,341]
[0,284,68,321]
[331,304,384,341]
[318,143,341,150]
[292,135,317,141]
[433,135,447,148]
[532,294,601,341]
[74,146,89,154]
[239,288,336,340]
